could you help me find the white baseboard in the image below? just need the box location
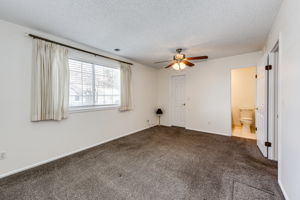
[160,124,230,136]
[0,125,155,179]
[186,127,230,137]
[160,123,172,127]
[278,179,289,200]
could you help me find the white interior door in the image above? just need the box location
[256,55,268,157]
[268,44,279,161]
[171,75,186,127]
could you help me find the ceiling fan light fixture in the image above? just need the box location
[175,53,185,60]
[160,48,208,69]
[172,62,186,70]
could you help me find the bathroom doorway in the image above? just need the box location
[231,66,257,139]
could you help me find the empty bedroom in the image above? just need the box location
[0,0,300,199]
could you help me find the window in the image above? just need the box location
[69,59,120,109]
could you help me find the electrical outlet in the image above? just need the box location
[0,152,6,160]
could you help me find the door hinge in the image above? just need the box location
[265,142,272,147]
[255,74,257,79]
[265,65,272,70]
[255,127,257,131]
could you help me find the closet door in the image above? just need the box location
[171,75,186,127]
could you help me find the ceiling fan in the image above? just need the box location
[155,48,208,70]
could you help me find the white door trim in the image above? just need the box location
[267,41,280,161]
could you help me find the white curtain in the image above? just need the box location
[119,63,132,112]
[31,39,69,121]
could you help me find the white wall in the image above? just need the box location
[0,20,158,177]
[263,1,300,199]
[157,52,261,136]
[231,67,256,126]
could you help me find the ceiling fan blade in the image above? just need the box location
[165,62,175,68]
[186,56,208,60]
[182,60,194,67]
[154,60,173,64]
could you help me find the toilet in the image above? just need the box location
[240,108,254,134]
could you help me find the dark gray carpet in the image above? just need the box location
[0,126,284,200]
[233,181,275,200]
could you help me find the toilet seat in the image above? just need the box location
[241,117,252,122]
[241,117,252,120]
[239,108,254,134]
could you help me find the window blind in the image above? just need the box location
[69,59,120,107]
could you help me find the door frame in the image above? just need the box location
[267,40,280,161]
[170,74,186,128]
[254,38,281,161]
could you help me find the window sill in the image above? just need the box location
[69,105,120,114]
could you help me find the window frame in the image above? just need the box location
[68,57,121,113]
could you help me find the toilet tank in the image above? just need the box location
[240,108,253,119]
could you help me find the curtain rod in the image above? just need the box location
[28,34,133,65]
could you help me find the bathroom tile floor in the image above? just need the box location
[232,126,256,140]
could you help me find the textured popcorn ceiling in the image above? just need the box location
[0,0,282,67]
